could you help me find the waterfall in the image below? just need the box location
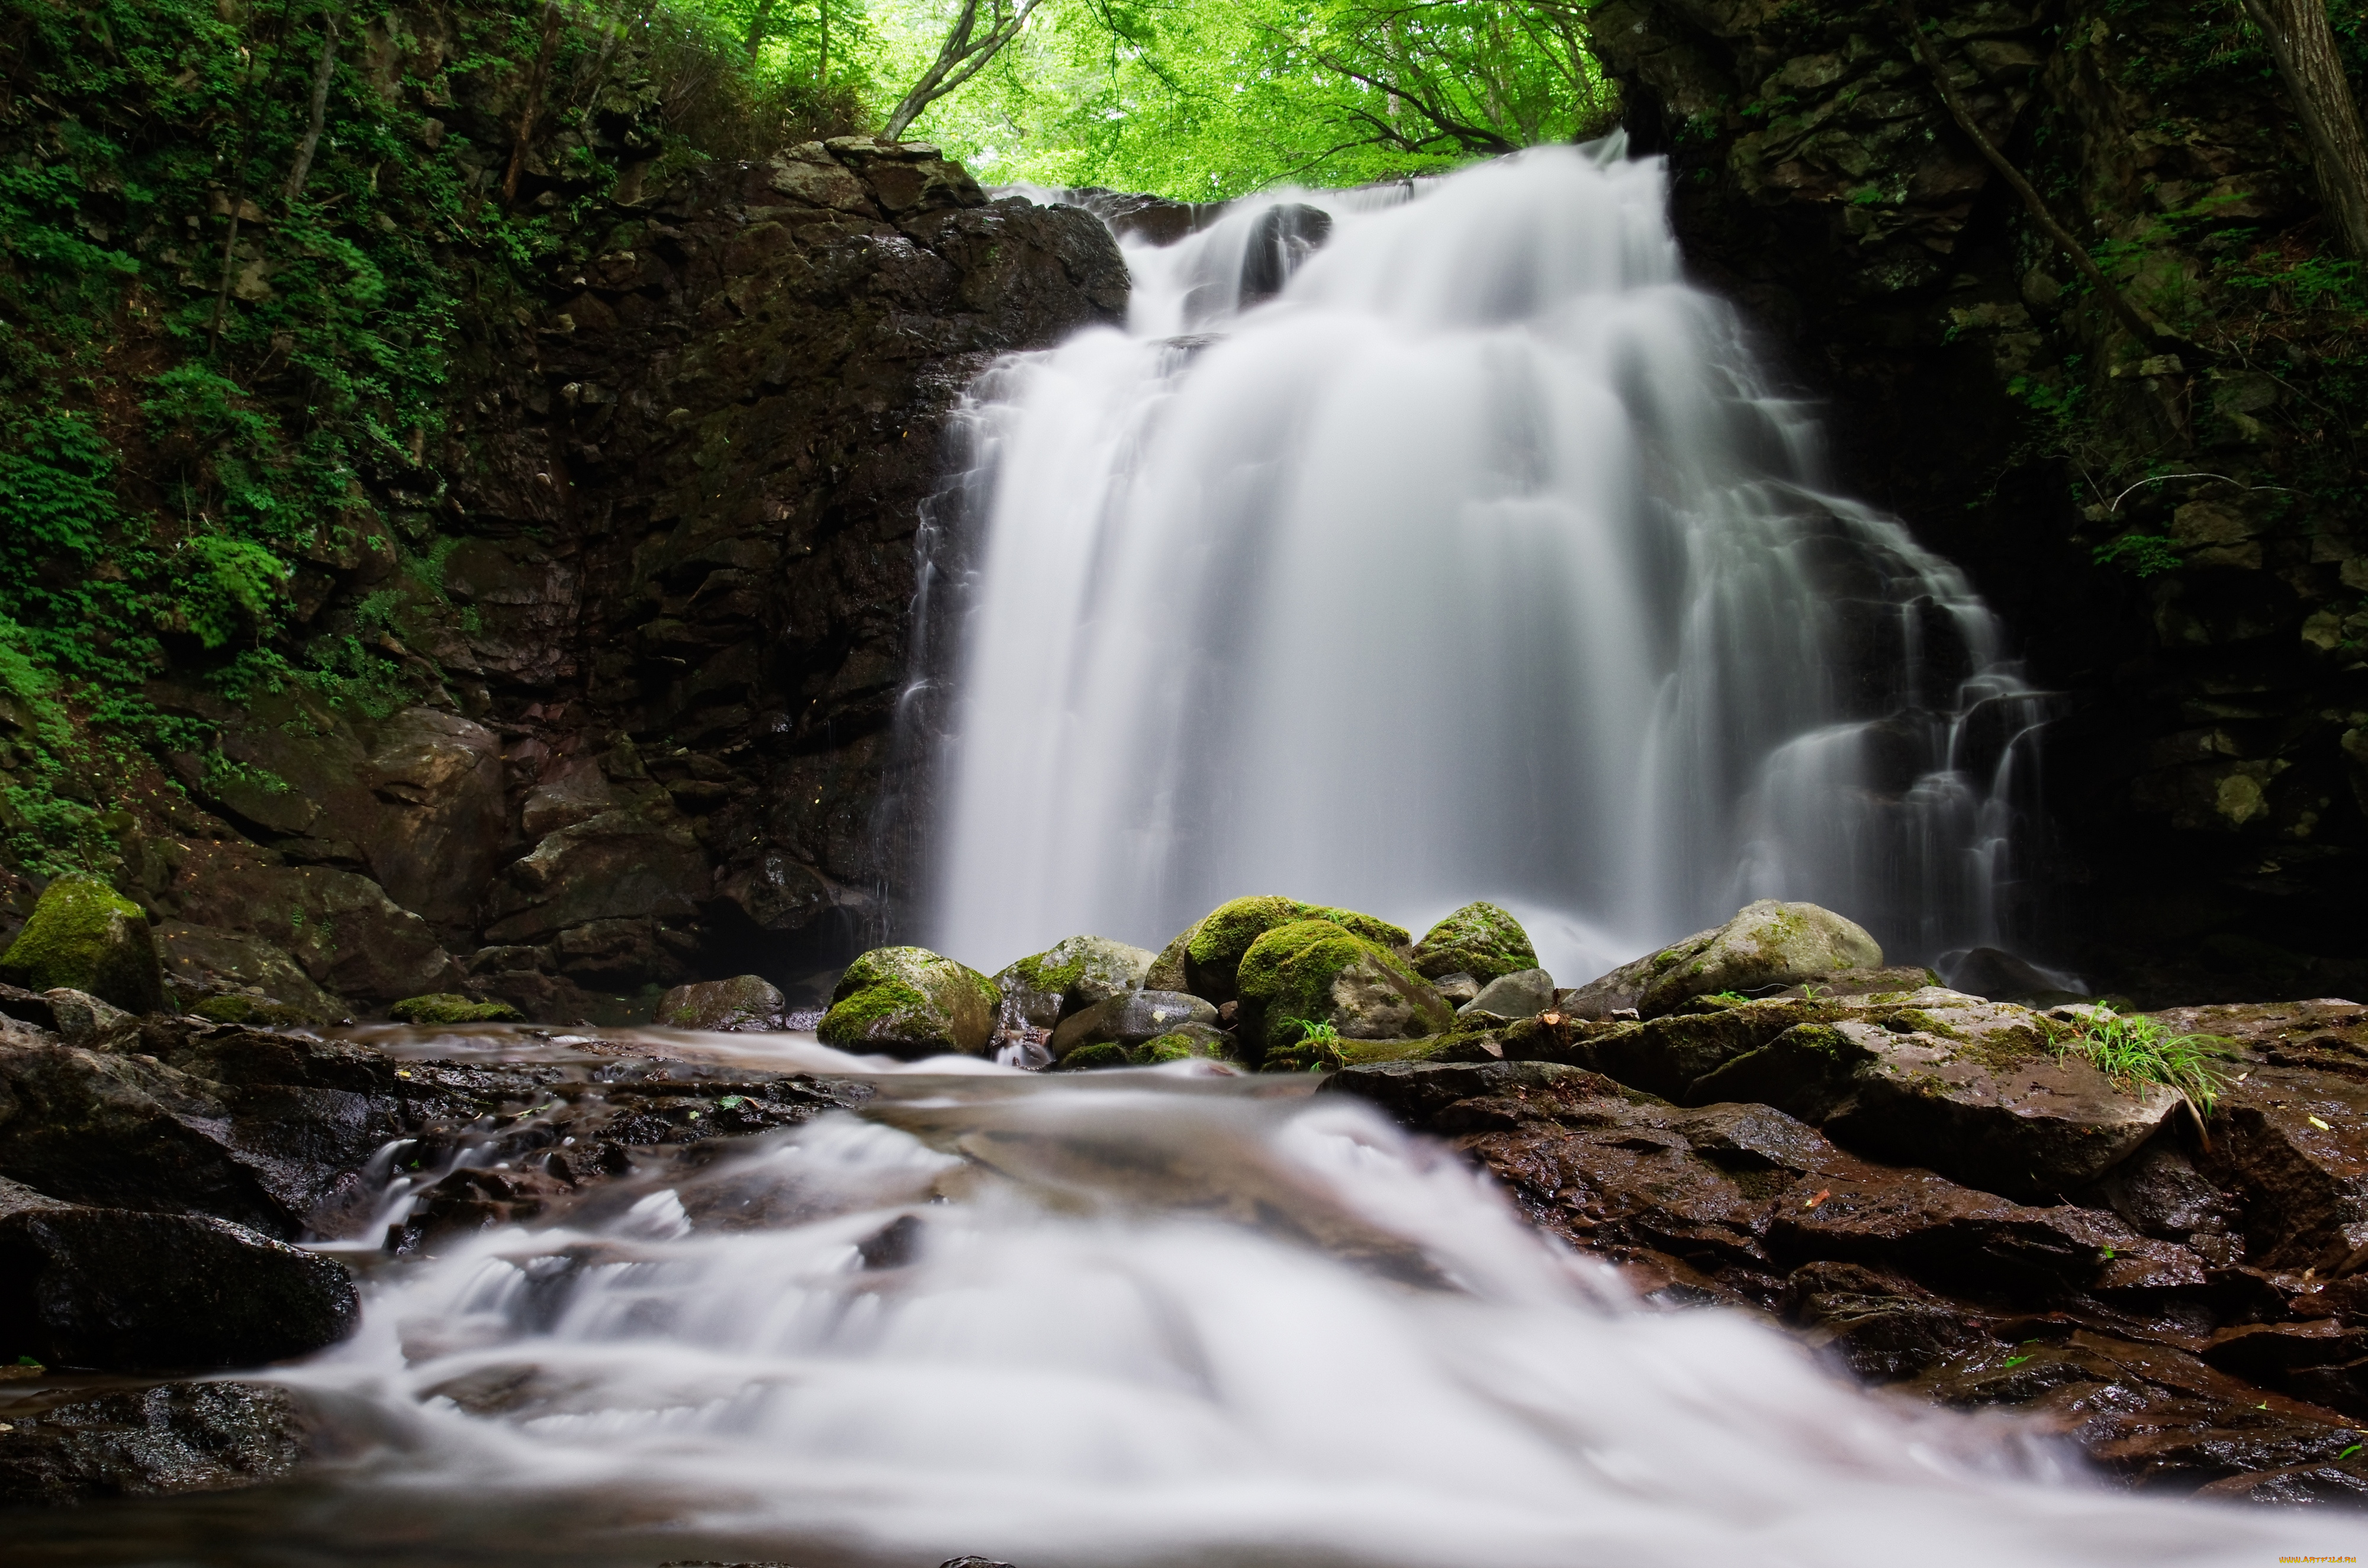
[918,143,2054,978]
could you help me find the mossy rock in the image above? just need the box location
[192,994,322,1028]
[1236,918,1452,1059]
[1166,895,1411,1003]
[1410,902,1539,983]
[818,945,997,1058]
[1054,1039,1137,1071]
[387,993,525,1025]
[992,935,1155,1031]
[1563,900,1883,1020]
[1054,1022,1237,1071]
[0,875,163,1015]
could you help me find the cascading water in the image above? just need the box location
[12,1036,2287,1567]
[920,142,2056,976]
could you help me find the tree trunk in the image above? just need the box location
[744,0,777,60]
[501,2,564,209]
[281,15,341,207]
[2241,0,2368,260]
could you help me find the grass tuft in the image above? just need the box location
[2062,1011,2231,1122]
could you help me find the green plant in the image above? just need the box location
[2093,533,2182,577]
[2061,1011,2231,1125]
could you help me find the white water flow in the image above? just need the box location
[926,144,2055,975]
[235,1054,2286,1566]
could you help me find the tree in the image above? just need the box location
[883,0,1045,141]
[2238,0,2368,260]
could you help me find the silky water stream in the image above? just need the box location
[7,1032,2303,1566]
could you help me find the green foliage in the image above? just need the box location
[2092,533,2182,577]
[2062,1011,2229,1119]
[873,0,1618,197]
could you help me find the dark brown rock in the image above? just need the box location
[0,1380,317,1505]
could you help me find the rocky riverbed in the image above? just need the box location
[2,882,2366,1521]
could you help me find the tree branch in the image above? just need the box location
[281,14,340,208]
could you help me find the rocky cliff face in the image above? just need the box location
[1594,0,2368,1001]
[133,146,1121,1019]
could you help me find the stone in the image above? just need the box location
[992,935,1156,1032]
[1754,967,1943,1000]
[1431,971,1481,1007]
[482,810,708,946]
[818,946,996,1058]
[356,707,506,928]
[386,993,525,1025]
[1687,997,2183,1200]
[1048,990,1218,1061]
[1158,896,1412,1003]
[163,847,461,1004]
[154,923,343,1023]
[0,877,163,1015]
[0,1205,359,1370]
[0,1380,316,1505]
[519,764,617,839]
[0,983,57,1033]
[1411,901,1539,982]
[1561,900,1884,1020]
[657,975,787,1032]
[1235,919,1452,1058]
[1459,968,1555,1022]
[41,990,130,1047]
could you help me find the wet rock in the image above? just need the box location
[1410,901,1539,983]
[1048,990,1218,1061]
[817,946,996,1058]
[1562,900,1883,1020]
[153,923,343,1023]
[993,935,1156,1032]
[1238,201,1333,306]
[1689,997,2183,1200]
[0,1204,358,1370]
[482,810,707,949]
[388,993,525,1025]
[1431,971,1482,1007]
[1147,895,1411,1003]
[1236,919,1452,1058]
[0,1380,316,1505]
[0,876,164,1016]
[2193,1461,2368,1504]
[163,845,461,1004]
[0,983,57,1033]
[41,989,130,1047]
[657,975,787,1032]
[2093,1138,2244,1245]
[1460,968,1555,1022]
[356,707,505,929]
[1756,967,1943,1000]
[1782,1260,1997,1380]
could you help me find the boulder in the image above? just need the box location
[41,990,130,1047]
[1411,902,1539,982]
[1146,895,1411,1003]
[482,809,708,945]
[163,847,461,1004]
[1687,997,2183,1200]
[1236,918,1452,1058]
[1048,990,1218,1061]
[657,975,787,1032]
[0,983,57,1033]
[386,994,525,1025]
[0,876,163,1015]
[0,1201,359,1370]
[356,707,506,928]
[156,922,344,1023]
[1562,900,1883,1020]
[992,935,1156,1031]
[0,1380,316,1505]
[1430,971,1481,1007]
[818,946,996,1058]
[1459,967,1555,1021]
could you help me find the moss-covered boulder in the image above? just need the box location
[1562,900,1884,1020]
[1055,1021,1236,1070]
[1411,902,1538,982]
[818,946,997,1058]
[1236,918,1451,1060]
[387,994,525,1025]
[992,935,1155,1031]
[1048,990,1218,1061]
[657,974,785,1032]
[0,877,163,1015]
[1151,896,1411,1004]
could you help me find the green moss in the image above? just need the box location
[819,945,997,1054]
[387,993,523,1025]
[0,872,161,1013]
[1410,901,1539,981]
[1236,917,1437,1057]
[1056,1039,1136,1071]
[191,993,317,1027]
[821,975,931,1030]
[1141,1029,1232,1064]
[1181,896,1410,994]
